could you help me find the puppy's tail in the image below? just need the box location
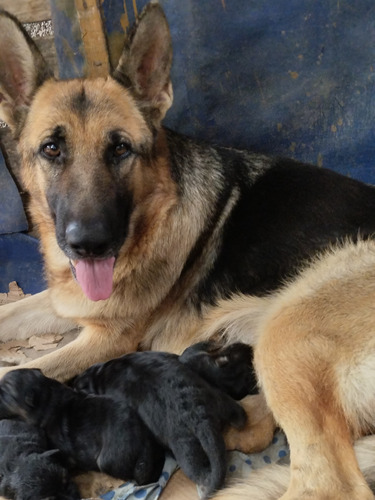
[195,420,228,499]
[211,434,375,499]
[197,400,247,498]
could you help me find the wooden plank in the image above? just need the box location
[0,0,51,22]
[75,0,110,77]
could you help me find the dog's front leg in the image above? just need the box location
[0,321,141,382]
[0,290,76,342]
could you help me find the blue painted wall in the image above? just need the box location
[54,0,375,182]
[156,0,375,183]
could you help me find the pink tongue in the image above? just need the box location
[75,257,115,301]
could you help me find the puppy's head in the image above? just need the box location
[13,449,80,500]
[0,369,48,421]
[72,364,103,395]
[180,341,256,400]
[179,341,223,363]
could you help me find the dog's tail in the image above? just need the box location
[211,434,375,499]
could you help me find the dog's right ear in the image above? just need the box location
[113,2,173,126]
[0,10,51,130]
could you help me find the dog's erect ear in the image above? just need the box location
[0,10,51,130]
[113,2,173,124]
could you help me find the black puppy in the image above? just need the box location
[73,348,248,498]
[0,419,80,500]
[0,369,165,486]
[178,341,257,399]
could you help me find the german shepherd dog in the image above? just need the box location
[1,2,375,498]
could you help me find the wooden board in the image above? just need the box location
[75,0,110,77]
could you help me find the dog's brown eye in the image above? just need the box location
[42,142,61,159]
[114,143,131,158]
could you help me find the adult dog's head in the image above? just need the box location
[0,5,175,301]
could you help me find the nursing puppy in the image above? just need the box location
[0,419,80,500]
[179,341,257,400]
[0,369,165,486]
[73,349,247,497]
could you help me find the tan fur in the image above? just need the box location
[206,239,375,499]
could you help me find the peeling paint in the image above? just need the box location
[288,71,299,79]
[120,11,129,32]
[132,0,138,17]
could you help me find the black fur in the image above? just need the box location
[179,341,257,399]
[73,348,248,498]
[74,351,247,495]
[165,130,375,306]
[0,369,165,485]
[0,419,79,500]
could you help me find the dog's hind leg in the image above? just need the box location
[212,435,375,500]
[0,290,76,341]
[254,307,374,500]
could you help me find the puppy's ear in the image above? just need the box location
[40,449,64,463]
[113,2,173,125]
[0,10,51,130]
[214,355,229,367]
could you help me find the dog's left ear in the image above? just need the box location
[113,2,173,125]
[0,10,51,130]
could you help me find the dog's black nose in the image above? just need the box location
[65,220,113,257]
